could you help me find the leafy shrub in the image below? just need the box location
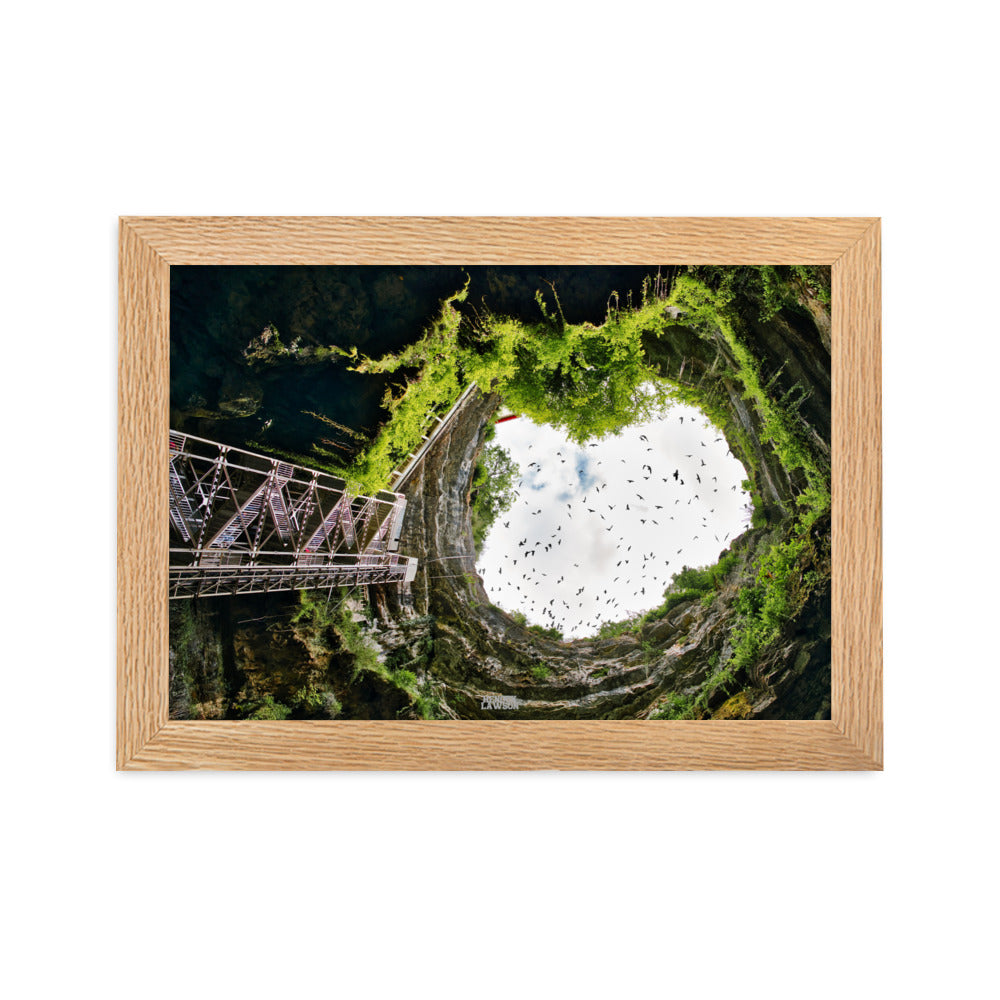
[470,444,520,553]
[390,669,418,690]
[527,624,563,641]
[241,695,292,720]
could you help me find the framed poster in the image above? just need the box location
[118,217,881,769]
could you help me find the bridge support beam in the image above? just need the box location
[168,431,418,599]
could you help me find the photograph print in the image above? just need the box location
[168,264,832,721]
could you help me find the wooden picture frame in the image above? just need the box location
[118,217,881,770]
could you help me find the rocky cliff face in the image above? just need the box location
[366,295,832,720]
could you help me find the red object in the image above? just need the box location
[494,414,520,424]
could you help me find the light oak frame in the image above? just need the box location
[118,217,881,770]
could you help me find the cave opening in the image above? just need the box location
[474,396,752,639]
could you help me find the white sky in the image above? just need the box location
[474,399,752,638]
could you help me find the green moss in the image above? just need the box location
[712,691,754,720]
[240,694,292,720]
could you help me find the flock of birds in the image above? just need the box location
[475,409,751,639]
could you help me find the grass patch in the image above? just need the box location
[650,692,697,720]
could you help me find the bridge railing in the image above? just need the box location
[169,552,418,599]
[168,430,418,599]
[390,382,479,492]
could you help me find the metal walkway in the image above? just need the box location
[168,431,417,599]
[390,382,479,492]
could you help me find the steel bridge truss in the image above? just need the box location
[168,430,417,599]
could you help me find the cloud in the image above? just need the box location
[475,406,752,638]
[556,455,600,501]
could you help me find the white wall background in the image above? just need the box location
[3,3,996,998]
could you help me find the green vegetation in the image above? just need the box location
[711,690,755,720]
[302,273,679,493]
[240,694,293,720]
[322,599,381,681]
[598,552,741,640]
[331,266,827,526]
[242,323,288,366]
[530,664,553,681]
[226,590,346,720]
[506,609,562,641]
[289,588,341,656]
[527,624,563,641]
[226,589,440,719]
[742,478,768,529]
[465,268,834,717]
[342,283,468,494]
[595,616,643,639]
[289,684,341,717]
[726,483,830,683]
[650,692,697,720]
[315,591,444,719]
[666,553,740,608]
[641,272,831,717]
[684,265,831,320]
[464,284,675,443]
[470,444,520,554]
[275,265,829,503]
[242,324,358,370]
[668,274,827,490]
